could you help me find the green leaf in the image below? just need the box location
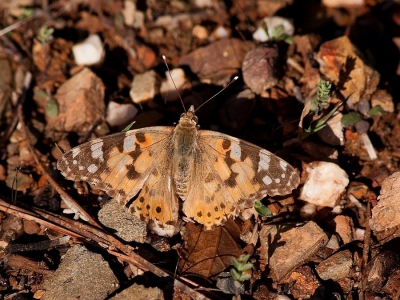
[239,273,251,281]
[368,105,384,117]
[237,254,250,263]
[317,80,332,103]
[341,111,362,127]
[34,90,47,99]
[237,263,253,272]
[272,24,284,39]
[122,121,136,132]
[37,25,54,44]
[230,268,241,281]
[254,201,272,216]
[261,21,270,39]
[19,8,34,19]
[231,257,241,271]
[45,97,58,118]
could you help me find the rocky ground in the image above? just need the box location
[0,0,400,299]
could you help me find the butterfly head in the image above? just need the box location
[179,105,198,127]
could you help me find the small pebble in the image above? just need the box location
[106,101,138,127]
[72,34,104,66]
[192,25,208,40]
[130,70,160,104]
[299,161,349,207]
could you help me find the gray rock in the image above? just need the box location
[40,245,119,300]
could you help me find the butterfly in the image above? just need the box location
[57,105,300,236]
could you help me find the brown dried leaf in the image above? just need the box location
[178,220,242,278]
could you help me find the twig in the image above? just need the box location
[0,199,82,239]
[6,254,54,275]
[359,198,372,299]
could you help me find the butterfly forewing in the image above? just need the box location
[57,127,174,205]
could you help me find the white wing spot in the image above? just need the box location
[123,135,136,152]
[91,141,104,162]
[73,160,77,165]
[168,177,171,192]
[281,173,286,178]
[280,160,288,171]
[230,143,242,160]
[87,164,98,173]
[275,178,280,184]
[258,152,271,172]
[262,175,272,185]
[78,166,84,171]
[72,148,81,158]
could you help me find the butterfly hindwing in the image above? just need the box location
[128,149,180,235]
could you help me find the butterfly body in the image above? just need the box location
[58,105,299,236]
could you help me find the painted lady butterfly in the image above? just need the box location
[57,105,300,236]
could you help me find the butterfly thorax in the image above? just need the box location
[173,106,199,199]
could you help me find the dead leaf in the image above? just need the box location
[179,220,243,278]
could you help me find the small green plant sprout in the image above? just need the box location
[19,7,34,20]
[367,105,384,117]
[261,22,293,44]
[311,80,332,113]
[254,201,272,217]
[37,25,54,44]
[300,80,343,139]
[35,89,58,118]
[341,105,384,127]
[230,254,252,283]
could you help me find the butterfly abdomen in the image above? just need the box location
[172,121,198,200]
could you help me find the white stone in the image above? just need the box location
[72,34,104,66]
[253,16,294,42]
[122,1,144,28]
[300,203,316,219]
[323,0,364,7]
[106,101,138,127]
[326,235,340,250]
[355,228,365,240]
[194,0,213,8]
[160,68,186,102]
[209,26,231,41]
[122,1,136,26]
[299,161,349,207]
[130,70,159,104]
[192,25,208,40]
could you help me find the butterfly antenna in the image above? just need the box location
[194,76,239,113]
[162,55,186,113]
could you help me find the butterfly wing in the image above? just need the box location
[128,150,180,236]
[182,130,300,228]
[57,127,180,235]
